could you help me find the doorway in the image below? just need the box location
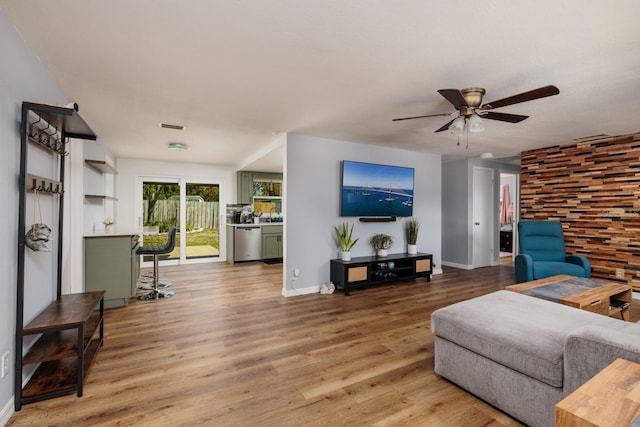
[140,178,220,266]
[499,172,519,260]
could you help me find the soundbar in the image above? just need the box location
[359,217,397,223]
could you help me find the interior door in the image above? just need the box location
[472,167,494,268]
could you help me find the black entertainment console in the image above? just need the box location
[330,252,433,295]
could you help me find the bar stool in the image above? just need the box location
[137,226,177,300]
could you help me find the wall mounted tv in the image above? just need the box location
[340,160,415,218]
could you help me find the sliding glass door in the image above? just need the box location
[141,178,220,265]
[184,182,220,260]
[141,180,180,262]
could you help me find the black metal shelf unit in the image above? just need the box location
[15,102,98,410]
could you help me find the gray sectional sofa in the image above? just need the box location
[431,290,640,427]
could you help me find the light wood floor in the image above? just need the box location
[8,262,639,426]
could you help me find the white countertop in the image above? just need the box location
[84,228,142,237]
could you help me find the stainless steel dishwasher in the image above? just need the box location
[234,225,262,261]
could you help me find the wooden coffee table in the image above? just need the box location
[506,274,632,320]
[555,358,640,427]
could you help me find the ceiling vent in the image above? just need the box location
[160,123,185,131]
[572,134,610,142]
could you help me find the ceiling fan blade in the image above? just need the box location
[392,112,451,122]
[481,85,559,110]
[438,89,467,109]
[481,111,529,123]
[434,118,456,133]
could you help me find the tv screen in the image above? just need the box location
[341,160,414,217]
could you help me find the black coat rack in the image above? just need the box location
[15,102,98,410]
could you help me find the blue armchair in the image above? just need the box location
[514,221,591,283]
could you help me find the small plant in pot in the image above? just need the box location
[334,223,359,261]
[370,233,394,258]
[405,217,420,254]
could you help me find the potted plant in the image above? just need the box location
[405,217,420,254]
[103,217,115,231]
[334,223,359,261]
[370,233,394,258]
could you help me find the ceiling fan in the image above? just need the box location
[392,85,560,136]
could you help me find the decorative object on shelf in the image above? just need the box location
[334,222,359,261]
[103,217,115,230]
[405,217,420,254]
[370,233,394,258]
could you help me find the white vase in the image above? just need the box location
[341,251,351,261]
[407,244,417,255]
[377,249,388,258]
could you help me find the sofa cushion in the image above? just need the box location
[533,261,588,279]
[431,290,623,388]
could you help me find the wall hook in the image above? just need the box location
[29,116,42,138]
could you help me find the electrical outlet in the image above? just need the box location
[616,268,625,279]
[1,352,9,378]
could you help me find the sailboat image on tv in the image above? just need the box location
[340,160,415,217]
[383,184,395,203]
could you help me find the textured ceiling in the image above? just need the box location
[2,0,640,172]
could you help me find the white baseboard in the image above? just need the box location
[440,261,473,270]
[282,284,320,297]
[0,397,14,426]
[282,268,444,297]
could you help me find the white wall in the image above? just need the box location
[0,10,70,422]
[115,158,235,260]
[441,158,520,269]
[82,140,116,233]
[283,134,442,295]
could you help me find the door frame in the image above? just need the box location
[472,167,494,268]
[136,175,225,267]
[499,170,521,260]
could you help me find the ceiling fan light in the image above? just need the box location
[468,114,485,133]
[450,117,465,135]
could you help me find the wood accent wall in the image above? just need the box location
[520,133,640,291]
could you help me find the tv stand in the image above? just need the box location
[330,252,433,295]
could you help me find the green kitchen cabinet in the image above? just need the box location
[237,171,284,204]
[262,225,283,259]
[237,171,254,204]
[85,234,140,308]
